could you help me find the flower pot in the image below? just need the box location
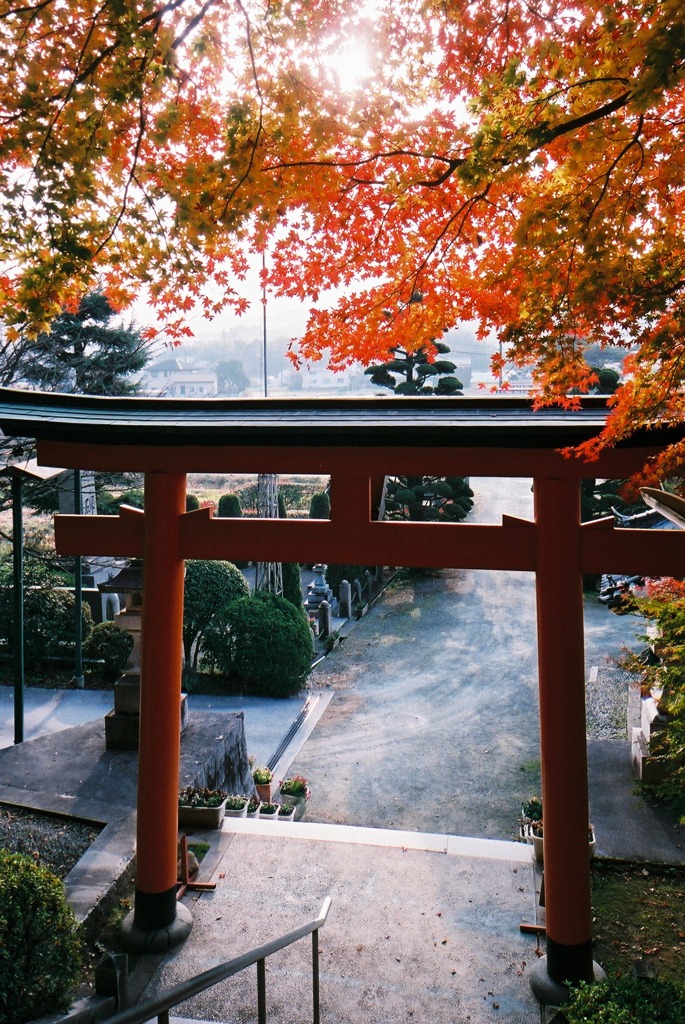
[178,799,227,830]
[278,804,295,822]
[525,824,596,865]
[259,804,279,820]
[280,794,307,821]
[255,781,274,803]
[224,800,249,819]
[246,802,261,819]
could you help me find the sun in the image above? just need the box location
[323,40,373,93]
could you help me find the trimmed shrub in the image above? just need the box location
[183,560,249,671]
[186,494,200,511]
[217,492,243,517]
[281,562,303,608]
[309,491,330,519]
[0,569,92,668]
[0,851,82,1024]
[562,977,685,1024]
[201,591,313,697]
[82,621,134,679]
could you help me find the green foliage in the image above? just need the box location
[0,851,82,1024]
[281,561,303,608]
[183,560,249,672]
[580,479,646,523]
[309,490,330,519]
[562,978,685,1024]
[364,342,463,395]
[201,591,313,697]
[217,492,243,517]
[82,621,133,679]
[0,564,92,667]
[626,590,685,821]
[96,487,144,514]
[15,290,149,396]
[385,475,474,522]
[185,494,200,511]
[589,365,621,395]
[326,564,368,594]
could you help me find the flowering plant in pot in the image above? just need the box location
[224,795,249,818]
[280,775,310,799]
[278,801,295,822]
[178,786,228,829]
[246,798,261,818]
[259,801,279,819]
[279,775,310,820]
[252,765,275,802]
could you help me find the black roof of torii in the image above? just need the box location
[0,387,679,451]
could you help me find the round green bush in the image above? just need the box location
[309,491,330,519]
[201,591,313,697]
[186,493,200,511]
[0,851,82,1024]
[183,559,250,671]
[563,977,685,1024]
[82,620,134,679]
[217,492,243,517]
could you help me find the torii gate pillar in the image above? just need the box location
[120,471,193,951]
[530,476,604,1000]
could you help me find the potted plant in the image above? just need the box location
[252,765,275,803]
[178,786,228,829]
[246,798,261,819]
[259,801,279,820]
[521,796,542,823]
[325,630,341,652]
[223,795,249,819]
[279,775,310,820]
[278,801,295,822]
[526,818,596,865]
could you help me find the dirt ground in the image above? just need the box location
[288,477,644,841]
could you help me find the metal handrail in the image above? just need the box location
[105,897,332,1024]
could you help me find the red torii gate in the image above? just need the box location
[2,389,684,1003]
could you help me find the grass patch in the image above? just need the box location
[188,841,210,863]
[592,861,685,983]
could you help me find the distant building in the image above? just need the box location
[138,358,218,397]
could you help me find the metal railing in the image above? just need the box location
[105,896,332,1024]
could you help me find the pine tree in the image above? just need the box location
[16,290,150,395]
[364,342,462,396]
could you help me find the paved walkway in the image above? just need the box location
[0,689,311,769]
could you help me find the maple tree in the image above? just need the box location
[1,2,685,466]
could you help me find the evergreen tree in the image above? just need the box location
[217,493,243,518]
[385,476,474,523]
[364,342,463,396]
[309,491,331,519]
[14,290,150,396]
[216,358,250,395]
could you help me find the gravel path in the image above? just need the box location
[0,805,101,879]
[288,477,644,841]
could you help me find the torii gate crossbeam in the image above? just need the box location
[2,390,685,1004]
